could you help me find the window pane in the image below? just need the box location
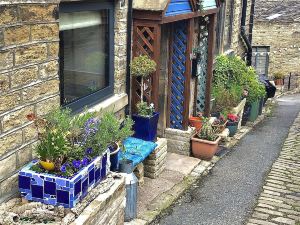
[60,10,109,105]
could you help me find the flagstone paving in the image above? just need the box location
[246,111,300,225]
[157,94,300,225]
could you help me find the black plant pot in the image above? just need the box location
[242,105,251,126]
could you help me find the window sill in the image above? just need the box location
[87,93,128,114]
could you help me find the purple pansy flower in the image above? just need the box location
[60,164,67,173]
[85,147,93,155]
[81,157,89,167]
[72,160,81,169]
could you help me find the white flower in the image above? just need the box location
[150,103,154,109]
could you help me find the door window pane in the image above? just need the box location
[60,10,109,105]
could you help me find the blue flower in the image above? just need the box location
[72,160,81,169]
[81,157,89,167]
[60,164,67,173]
[85,147,93,155]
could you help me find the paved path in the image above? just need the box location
[157,94,300,225]
[247,111,300,224]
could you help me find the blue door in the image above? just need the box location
[168,20,189,130]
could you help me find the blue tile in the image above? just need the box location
[74,180,81,197]
[66,181,70,188]
[56,178,66,187]
[19,175,31,190]
[89,168,95,185]
[31,185,43,199]
[101,164,107,181]
[95,168,101,182]
[44,181,56,195]
[81,178,88,198]
[57,190,69,205]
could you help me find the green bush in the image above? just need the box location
[213,55,266,108]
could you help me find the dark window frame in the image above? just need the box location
[59,1,115,112]
[252,45,270,76]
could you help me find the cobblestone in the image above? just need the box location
[247,112,300,225]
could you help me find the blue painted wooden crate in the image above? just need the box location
[19,150,110,208]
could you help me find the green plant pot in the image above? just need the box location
[227,124,238,137]
[249,100,259,122]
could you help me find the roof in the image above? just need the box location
[133,0,169,11]
[255,0,300,23]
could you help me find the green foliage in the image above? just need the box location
[130,55,157,78]
[273,71,285,79]
[137,102,155,117]
[36,129,71,162]
[197,118,218,141]
[45,107,73,133]
[213,55,266,106]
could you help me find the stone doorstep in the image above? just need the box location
[126,98,276,225]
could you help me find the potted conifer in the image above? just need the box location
[273,72,285,86]
[130,55,159,141]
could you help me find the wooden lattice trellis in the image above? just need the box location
[131,21,161,112]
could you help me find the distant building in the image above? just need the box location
[252,0,300,76]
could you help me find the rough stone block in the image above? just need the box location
[0,172,18,198]
[22,79,59,103]
[11,66,39,88]
[0,73,10,93]
[17,144,33,168]
[0,91,21,113]
[0,130,23,156]
[36,95,60,115]
[2,105,34,132]
[31,23,59,41]
[144,150,167,166]
[0,49,14,70]
[19,4,57,23]
[22,123,38,142]
[39,60,59,78]
[0,153,16,180]
[4,25,30,46]
[0,6,18,26]
[15,44,48,66]
[134,163,144,186]
[48,42,59,58]
[0,29,4,48]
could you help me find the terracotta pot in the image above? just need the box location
[189,117,203,131]
[274,79,283,86]
[191,135,221,160]
[40,160,55,171]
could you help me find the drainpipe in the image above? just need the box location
[125,0,133,115]
[241,0,252,66]
[248,0,255,44]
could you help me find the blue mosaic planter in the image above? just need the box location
[19,150,110,208]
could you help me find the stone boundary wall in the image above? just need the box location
[253,21,300,75]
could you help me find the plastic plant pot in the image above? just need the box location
[249,100,259,122]
[226,122,238,137]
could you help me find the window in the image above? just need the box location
[252,46,270,76]
[224,0,234,50]
[59,2,114,111]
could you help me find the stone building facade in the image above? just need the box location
[252,0,300,75]
[0,0,129,202]
[215,0,253,58]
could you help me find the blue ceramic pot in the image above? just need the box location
[227,122,238,137]
[132,112,160,141]
[109,145,120,172]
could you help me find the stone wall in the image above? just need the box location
[0,1,60,202]
[0,0,129,202]
[253,22,300,75]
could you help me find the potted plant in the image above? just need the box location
[273,72,285,86]
[97,111,134,172]
[212,114,228,133]
[226,113,240,137]
[19,108,113,208]
[130,55,159,141]
[191,118,221,160]
[189,112,203,131]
